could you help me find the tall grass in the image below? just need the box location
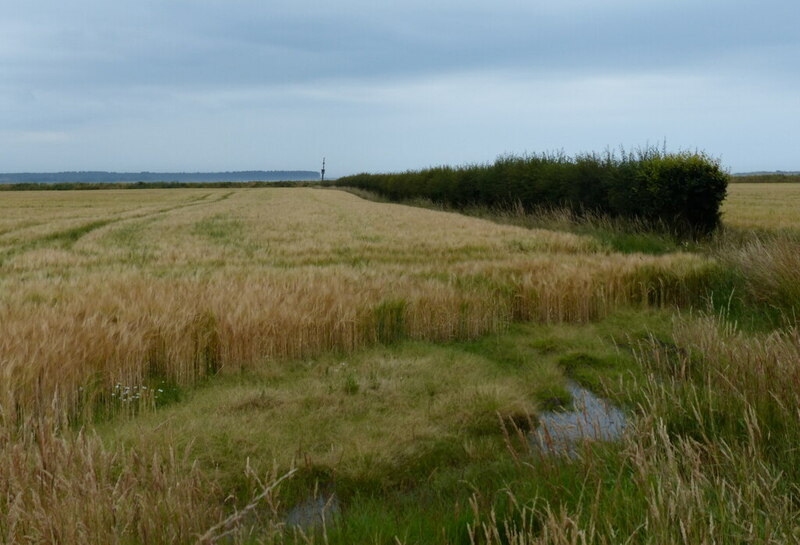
[0,420,301,544]
[465,315,800,544]
[716,232,800,320]
[0,423,219,543]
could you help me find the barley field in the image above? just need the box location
[0,188,710,426]
[722,182,800,230]
[2,184,799,544]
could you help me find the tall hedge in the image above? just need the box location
[336,149,728,236]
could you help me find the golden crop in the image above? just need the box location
[0,188,709,424]
[723,182,800,230]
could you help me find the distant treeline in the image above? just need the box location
[0,170,319,184]
[730,173,800,184]
[0,181,316,191]
[336,149,728,236]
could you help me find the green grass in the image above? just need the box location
[0,218,116,264]
[42,219,116,248]
[100,303,798,544]
[101,219,158,264]
[193,213,245,244]
[96,309,675,543]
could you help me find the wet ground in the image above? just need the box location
[282,382,626,532]
[531,381,627,457]
[285,493,340,529]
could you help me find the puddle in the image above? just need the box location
[279,385,624,530]
[285,493,340,529]
[531,382,626,457]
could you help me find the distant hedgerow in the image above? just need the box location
[337,148,728,236]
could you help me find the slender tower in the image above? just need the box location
[321,157,326,182]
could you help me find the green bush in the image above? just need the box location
[337,148,727,237]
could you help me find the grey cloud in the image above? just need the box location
[6,0,798,89]
[1,0,798,173]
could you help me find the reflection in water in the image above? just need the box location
[531,382,626,457]
[282,383,625,532]
[285,493,340,529]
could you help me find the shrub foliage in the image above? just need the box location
[337,148,728,236]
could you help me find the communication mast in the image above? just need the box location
[321,157,326,182]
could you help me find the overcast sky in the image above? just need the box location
[1,0,797,177]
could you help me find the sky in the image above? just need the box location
[1,0,797,177]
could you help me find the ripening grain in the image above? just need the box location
[723,182,800,230]
[0,188,712,425]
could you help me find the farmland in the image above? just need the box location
[0,188,712,423]
[1,183,799,543]
[722,182,800,230]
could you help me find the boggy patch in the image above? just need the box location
[531,382,627,457]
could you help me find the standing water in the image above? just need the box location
[531,382,627,457]
[285,493,340,529]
